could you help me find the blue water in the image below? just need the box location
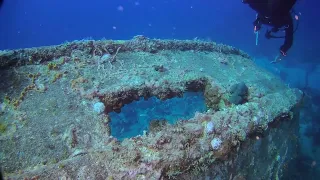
[109,92,206,141]
[0,0,317,62]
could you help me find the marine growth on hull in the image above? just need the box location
[0,36,302,179]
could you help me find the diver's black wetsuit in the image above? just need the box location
[243,0,297,55]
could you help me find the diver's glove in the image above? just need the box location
[270,50,286,64]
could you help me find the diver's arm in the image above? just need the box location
[280,14,294,55]
[253,14,263,31]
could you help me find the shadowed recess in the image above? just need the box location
[109,92,207,141]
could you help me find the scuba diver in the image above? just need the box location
[242,0,298,63]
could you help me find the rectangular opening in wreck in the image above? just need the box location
[108,91,207,141]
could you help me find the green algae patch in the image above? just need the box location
[0,122,7,133]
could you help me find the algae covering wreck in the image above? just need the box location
[0,36,302,179]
